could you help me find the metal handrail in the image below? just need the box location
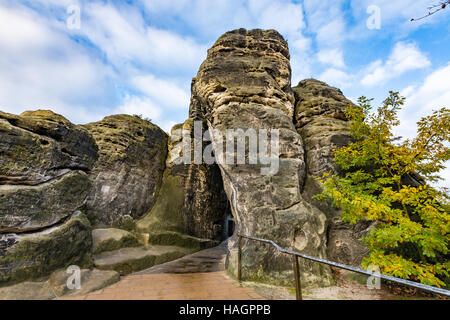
[237,234,450,299]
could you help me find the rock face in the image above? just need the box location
[49,268,120,297]
[0,110,96,285]
[0,111,97,233]
[0,269,120,300]
[293,79,371,266]
[0,212,92,285]
[83,115,168,226]
[137,119,231,244]
[93,245,193,275]
[190,29,333,286]
[0,29,376,292]
[0,172,91,233]
[92,228,140,254]
[0,110,97,187]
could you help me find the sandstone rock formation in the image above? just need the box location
[137,119,231,246]
[189,29,334,286]
[0,110,96,285]
[0,110,97,233]
[92,228,140,254]
[0,110,97,187]
[0,268,120,300]
[83,115,168,226]
[49,268,120,297]
[293,79,372,266]
[0,28,375,293]
[0,212,92,285]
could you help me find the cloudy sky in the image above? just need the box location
[0,0,449,186]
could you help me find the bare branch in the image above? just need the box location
[411,1,449,21]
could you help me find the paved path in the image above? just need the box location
[61,242,265,300]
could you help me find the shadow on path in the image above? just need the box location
[133,241,228,275]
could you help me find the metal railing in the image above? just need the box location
[237,234,450,300]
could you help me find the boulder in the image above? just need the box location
[0,171,91,233]
[0,110,97,186]
[92,228,140,254]
[292,79,372,266]
[83,115,168,226]
[0,269,120,299]
[190,29,333,286]
[93,245,194,275]
[0,110,97,234]
[49,268,120,297]
[0,212,93,285]
[0,110,96,285]
[146,231,218,250]
[137,119,230,243]
[0,281,56,300]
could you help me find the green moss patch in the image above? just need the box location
[137,171,186,234]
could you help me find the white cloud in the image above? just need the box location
[362,42,430,86]
[319,68,353,89]
[395,64,450,188]
[398,63,450,137]
[318,49,345,68]
[115,95,163,121]
[0,3,114,124]
[131,75,190,110]
[79,2,207,73]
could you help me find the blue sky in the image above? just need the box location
[0,0,449,186]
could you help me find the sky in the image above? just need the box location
[0,0,449,187]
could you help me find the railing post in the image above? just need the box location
[238,235,242,282]
[293,255,302,300]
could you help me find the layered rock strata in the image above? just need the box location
[83,115,168,226]
[190,29,334,286]
[137,119,231,245]
[0,111,96,285]
[293,79,372,266]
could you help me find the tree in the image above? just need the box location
[315,92,450,287]
[411,1,449,21]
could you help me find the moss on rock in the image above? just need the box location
[147,231,219,250]
[83,115,168,226]
[0,171,91,233]
[92,228,140,254]
[0,213,93,286]
[137,171,186,233]
[93,245,193,275]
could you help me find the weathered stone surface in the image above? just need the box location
[0,281,56,300]
[0,171,91,233]
[146,231,218,250]
[0,269,120,299]
[83,115,168,226]
[0,212,92,285]
[49,268,120,297]
[0,110,97,186]
[0,110,97,234]
[292,79,372,266]
[92,228,140,254]
[190,29,333,286]
[93,245,193,275]
[0,110,95,286]
[137,119,230,242]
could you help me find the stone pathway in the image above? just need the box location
[60,242,265,300]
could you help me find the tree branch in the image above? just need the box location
[411,1,449,21]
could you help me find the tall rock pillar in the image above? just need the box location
[190,29,333,286]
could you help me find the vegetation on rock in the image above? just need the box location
[316,92,450,287]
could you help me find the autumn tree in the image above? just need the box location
[315,92,450,287]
